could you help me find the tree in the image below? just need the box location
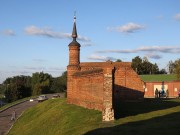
[132,56,161,75]
[174,59,180,80]
[31,72,52,95]
[50,71,67,93]
[152,63,159,74]
[116,59,122,62]
[167,59,180,79]
[168,60,176,74]
[0,84,5,95]
[132,56,143,74]
[3,76,32,102]
[158,69,167,74]
[141,60,152,74]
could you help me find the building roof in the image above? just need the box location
[80,62,131,68]
[72,15,77,39]
[69,15,80,47]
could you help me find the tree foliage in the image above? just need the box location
[116,59,122,62]
[132,56,166,75]
[167,59,180,79]
[3,76,32,102]
[174,59,180,80]
[50,71,67,93]
[2,71,67,103]
[132,56,143,74]
[31,72,52,95]
[168,60,176,74]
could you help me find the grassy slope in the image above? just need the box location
[9,98,102,135]
[140,74,177,82]
[9,98,180,135]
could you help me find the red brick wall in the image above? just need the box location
[68,61,144,104]
[114,66,144,100]
[67,65,80,102]
[144,81,180,97]
[80,62,144,100]
[67,61,145,113]
[68,71,104,111]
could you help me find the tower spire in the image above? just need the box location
[72,12,77,40]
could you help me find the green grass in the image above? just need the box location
[8,98,180,135]
[140,74,178,82]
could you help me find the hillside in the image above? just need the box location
[140,74,178,82]
[9,98,180,135]
[8,98,102,135]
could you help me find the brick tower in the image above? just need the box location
[66,15,144,121]
[67,15,81,103]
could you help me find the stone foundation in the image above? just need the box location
[102,108,114,121]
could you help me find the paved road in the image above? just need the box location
[0,99,38,135]
[0,93,64,135]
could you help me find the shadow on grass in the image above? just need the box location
[85,98,180,135]
[85,111,180,135]
[113,98,180,119]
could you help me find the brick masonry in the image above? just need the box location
[67,58,144,121]
[67,18,144,121]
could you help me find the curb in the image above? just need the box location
[0,98,37,113]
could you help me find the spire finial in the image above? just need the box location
[72,12,77,40]
[74,11,76,22]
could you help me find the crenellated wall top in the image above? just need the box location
[80,62,131,68]
[73,68,103,77]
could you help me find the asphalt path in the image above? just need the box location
[0,94,64,135]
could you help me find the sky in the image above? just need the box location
[0,0,180,83]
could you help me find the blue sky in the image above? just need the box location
[0,0,180,83]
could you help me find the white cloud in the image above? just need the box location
[174,13,180,21]
[24,25,70,38]
[136,46,180,53]
[108,22,145,33]
[81,43,94,47]
[87,54,117,61]
[96,46,180,54]
[145,53,162,59]
[77,35,91,42]
[24,25,91,42]
[96,49,134,53]
[1,29,15,36]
